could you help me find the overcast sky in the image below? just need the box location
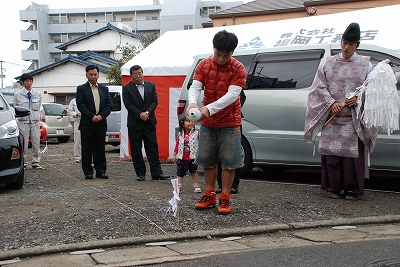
[0,0,251,87]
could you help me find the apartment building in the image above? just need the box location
[19,0,243,72]
[209,0,400,27]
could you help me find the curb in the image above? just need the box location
[1,215,400,260]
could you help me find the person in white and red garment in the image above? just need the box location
[304,22,377,200]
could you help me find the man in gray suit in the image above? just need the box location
[122,65,169,181]
[76,65,112,180]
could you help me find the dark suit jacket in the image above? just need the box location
[122,81,158,131]
[76,81,112,132]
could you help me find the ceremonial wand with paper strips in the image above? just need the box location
[167,178,182,231]
[324,80,369,126]
[357,59,399,134]
[324,59,399,134]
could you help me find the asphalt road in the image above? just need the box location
[144,239,400,267]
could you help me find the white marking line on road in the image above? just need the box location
[220,236,242,241]
[70,249,105,255]
[332,225,357,230]
[146,241,177,246]
[42,162,169,235]
[0,258,21,265]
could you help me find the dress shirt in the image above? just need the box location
[91,83,100,114]
[136,82,145,99]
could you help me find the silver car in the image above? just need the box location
[41,103,73,143]
[177,43,400,177]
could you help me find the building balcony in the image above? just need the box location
[47,20,160,35]
[48,43,64,53]
[19,10,38,22]
[135,19,160,31]
[48,23,92,34]
[21,50,39,61]
[21,30,39,41]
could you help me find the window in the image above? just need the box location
[51,54,61,62]
[99,52,111,57]
[202,6,221,16]
[48,15,59,24]
[61,34,68,43]
[54,95,75,105]
[43,103,66,116]
[52,35,61,43]
[109,92,121,111]
[247,49,324,90]
[66,95,75,104]
[60,14,68,24]
[184,25,193,30]
[105,12,113,22]
[146,16,158,20]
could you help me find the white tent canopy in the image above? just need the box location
[122,4,400,77]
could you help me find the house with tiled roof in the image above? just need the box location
[208,0,400,27]
[56,23,142,61]
[17,51,118,103]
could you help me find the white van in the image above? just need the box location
[177,43,400,177]
[106,86,122,146]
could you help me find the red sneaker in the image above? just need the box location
[218,192,231,215]
[195,190,216,209]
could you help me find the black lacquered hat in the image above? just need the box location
[342,22,360,42]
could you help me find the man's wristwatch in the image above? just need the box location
[146,111,150,115]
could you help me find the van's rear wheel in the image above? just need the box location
[240,136,253,178]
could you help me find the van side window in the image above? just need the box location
[110,92,121,111]
[247,49,325,90]
[333,49,400,90]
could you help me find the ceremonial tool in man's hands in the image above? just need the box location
[324,80,369,126]
[356,59,399,134]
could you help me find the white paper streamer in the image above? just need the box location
[167,178,180,218]
[356,59,399,135]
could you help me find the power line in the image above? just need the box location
[0,60,30,67]
[0,60,29,88]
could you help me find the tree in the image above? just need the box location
[106,32,158,85]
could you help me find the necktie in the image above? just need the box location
[27,91,31,99]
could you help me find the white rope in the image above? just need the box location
[43,161,169,235]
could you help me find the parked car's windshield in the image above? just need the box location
[0,94,7,108]
[42,104,67,116]
[2,93,14,106]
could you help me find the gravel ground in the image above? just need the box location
[1,140,400,252]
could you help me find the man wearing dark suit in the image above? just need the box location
[122,65,169,181]
[76,65,112,179]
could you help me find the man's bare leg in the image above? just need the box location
[221,169,234,193]
[204,167,217,190]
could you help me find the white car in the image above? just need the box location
[41,103,73,143]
